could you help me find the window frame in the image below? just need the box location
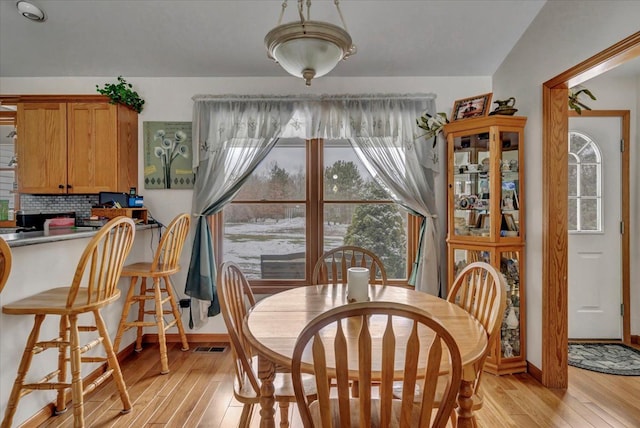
[211,138,419,293]
[568,130,602,233]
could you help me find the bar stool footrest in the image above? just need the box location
[84,369,114,396]
[124,321,156,327]
[132,295,155,301]
[163,319,178,331]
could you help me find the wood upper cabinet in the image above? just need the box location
[16,102,67,193]
[16,95,138,194]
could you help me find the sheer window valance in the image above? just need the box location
[191,94,439,172]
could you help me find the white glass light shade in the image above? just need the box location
[266,21,355,86]
[273,38,343,81]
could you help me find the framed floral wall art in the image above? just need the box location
[143,121,195,189]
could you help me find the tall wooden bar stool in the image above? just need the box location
[1,217,136,428]
[114,213,190,374]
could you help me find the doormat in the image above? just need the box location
[568,343,640,376]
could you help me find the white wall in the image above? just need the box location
[492,0,640,368]
[0,75,491,336]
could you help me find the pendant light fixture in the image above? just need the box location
[265,0,356,86]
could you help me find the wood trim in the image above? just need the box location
[542,33,640,389]
[0,110,16,124]
[631,335,640,345]
[544,31,640,88]
[542,85,569,388]
[10,94,112,103]
[143,333,230,344]
[0,95,21,104]
[526,361,543,384]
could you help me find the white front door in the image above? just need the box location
[568,116,622,339]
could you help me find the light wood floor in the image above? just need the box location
[32,342,640,428]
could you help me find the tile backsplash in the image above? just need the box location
[20,194,99,219]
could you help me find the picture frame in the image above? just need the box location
[143,121,195,189]
[502,213,518,231]
[475,213,490,229]
[452,93,493,121]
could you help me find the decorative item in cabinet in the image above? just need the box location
[444,115,527,375]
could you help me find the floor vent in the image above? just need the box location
[193,346,227,353]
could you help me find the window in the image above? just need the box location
[220,138,413,291]
[568,131,602,232]
[0,107,18,223]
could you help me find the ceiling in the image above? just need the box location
[0,0,548,79]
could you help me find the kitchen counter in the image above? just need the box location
[0,223,159,247]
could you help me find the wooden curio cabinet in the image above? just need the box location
[16,95,138,194]
[443,115,527,375]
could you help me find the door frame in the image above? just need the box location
[568,109,630,340]
[542,31,640,388]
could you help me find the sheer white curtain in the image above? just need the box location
[186,96,296,327]
[329,96,441,295]
[186,94,440,326]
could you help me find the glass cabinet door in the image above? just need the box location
[499,249,522,359]
[499,131,521,238]
[451,247,490,278]
[452,132,491,238]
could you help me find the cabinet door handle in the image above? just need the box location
[67,184,72,189]
[58,184,65,189]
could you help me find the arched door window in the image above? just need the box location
[568,131,602,232]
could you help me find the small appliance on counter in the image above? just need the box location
[16,211,77,231]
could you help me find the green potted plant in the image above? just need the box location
[568,86,596,114]
[96,76,145,113]
[417,112,449,147]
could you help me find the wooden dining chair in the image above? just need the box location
[312,245,389,396]
[217,261,317,428]
[2,217,136,428]
[0,236,12,293]
[394,261,507,426]
[291,301,463,428]
[444,261,506,426]
[114,212,190,374]
[311,245,388,285]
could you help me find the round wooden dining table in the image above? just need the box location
[243,283,488,428]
